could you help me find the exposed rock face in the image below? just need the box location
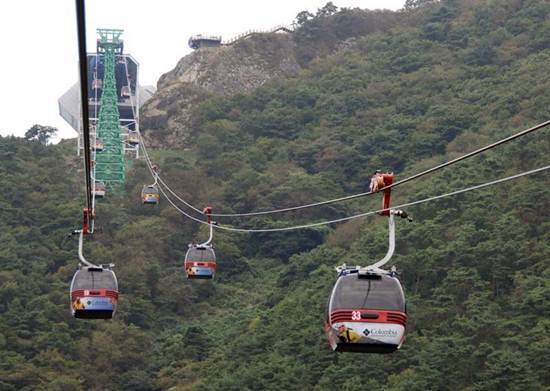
[140,33,301,148]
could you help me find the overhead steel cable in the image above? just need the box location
[139,139,207,223]
[158,164,550,233]
[75,0,93,224]
[138,130,205,214]
[384,120,550,193]
[156,176,206,214]
[156,182,212,226]
[140,120,550,218]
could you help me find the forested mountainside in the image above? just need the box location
[1,0,549,390]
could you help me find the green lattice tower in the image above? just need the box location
[94,29,125,190]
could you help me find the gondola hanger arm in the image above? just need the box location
[77,230,99,268]
[335,210,409,275]
[152,164,159,186]
[199,207,214,247]
[362,209,411,274]
[363,213,396,274]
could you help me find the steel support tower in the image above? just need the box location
[59,29,156,191]
[94,29,125,188]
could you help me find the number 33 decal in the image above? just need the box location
[351,311,361,320]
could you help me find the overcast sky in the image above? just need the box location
[0,0,404,141]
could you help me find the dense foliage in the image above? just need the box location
[1,0,549,389]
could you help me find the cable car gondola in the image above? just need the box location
[70,265,118,319]
[325,270,406,353]
[185,207,216,279]
[92,78,102,90]
[142,184,160,205]
[93,181,106,198]
[325,180,410,353]
[120,85,131,99]
[127,131,139,146]
[184,245,216,279]
[93,138,104,152]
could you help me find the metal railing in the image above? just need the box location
[222,24,293,45]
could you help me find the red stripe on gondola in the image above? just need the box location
[71,289,119,300]
[330,309,407,327]
[184,261,217,269]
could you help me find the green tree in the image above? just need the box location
[24,124,58,144]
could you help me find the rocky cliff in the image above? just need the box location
[140,32,301,148]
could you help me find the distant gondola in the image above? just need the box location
[70,266,118,319]
[127,131,139,146]
[93,181,106,198]
[141,184,159,205]
[92,78,102,90]
[120,85,131,99]
[325,270,407,353]
[93,138,104,152]
[184,245,216,279]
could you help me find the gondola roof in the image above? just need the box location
[71,267,118,290]
[329,272,405,312]
[185,245,216,261]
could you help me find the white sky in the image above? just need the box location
[0,0,404,141]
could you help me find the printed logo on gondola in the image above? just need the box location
[369,328,398,336]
